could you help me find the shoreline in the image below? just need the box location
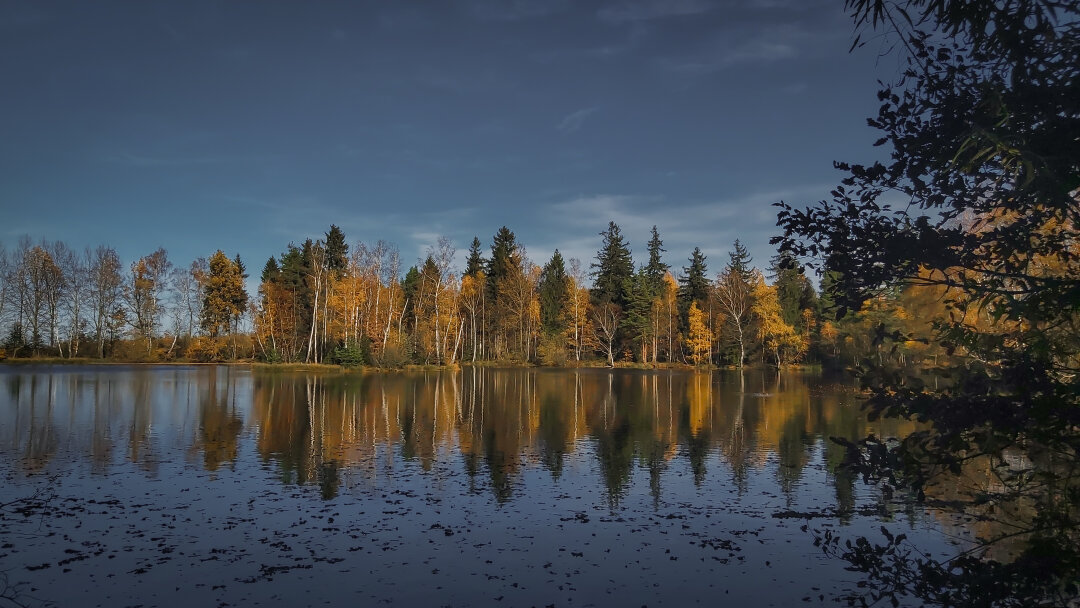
[0,357,822,373]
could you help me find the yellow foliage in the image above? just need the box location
[686,302,712,365]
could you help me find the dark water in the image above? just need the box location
[0,365,957,607]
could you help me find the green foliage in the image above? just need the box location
[623,268,654,360]
[324,224,348,273]
[330,341,365,368]
[538,250,570,336]
[536,333,568,366]
[590,221,634,309]
[770,253,817,329]
[486,226,520,303]
[726,239,752,283]
[200,250,247,338]
[465,236,485,277]
[678,247,709,311]
[644,225,669,293]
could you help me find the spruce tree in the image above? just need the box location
[727,239,753,282]
[538,250,569,335]
[325,225,348,272]
[678,247,709,315]
[644,225,669,294]
[465,236,485,277]
[590,221,633,309]
[486,226,519,302]
[261,257,279,283]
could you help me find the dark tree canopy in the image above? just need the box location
[465,236,485,277]
[486,226,520,303]
[538,249,569,335]
[324,224,348,272]
[775,0,1080,604]
[725,239,753,283]
[678,247,709,308]
[590,221,633,309]
[644,225,669,293]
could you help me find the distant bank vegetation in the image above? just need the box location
[0,222,958,371]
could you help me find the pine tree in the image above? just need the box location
[590,221,633,309]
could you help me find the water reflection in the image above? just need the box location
[2,366,921,510]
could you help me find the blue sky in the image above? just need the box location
[1,0,894,283]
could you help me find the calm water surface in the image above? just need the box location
[0,365,957,606]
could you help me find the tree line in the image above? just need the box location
[0,223,950,368]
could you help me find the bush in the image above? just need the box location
[537,333,568,366]
[185,336,227,362]
[330,341,364,368]
[371,341,408,369]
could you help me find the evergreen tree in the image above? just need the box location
[644,225,669,293]
[260,257,279,283]
[486,226,520,301]
[400,265,421,331]
[679,247,709,307]
[590,221,633,309]
[727,239,753,282]
[623,268,654,361]
[465,236,485,277]
[769,253,817,329]
[538,250,569,335]
[325,224,348,272]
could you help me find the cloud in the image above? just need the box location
[556,107,599,134]
[469,0,569,21]
[533,187,830,280]
[655,23,816,74]
[597,0,712,24]
[102,153,270,167]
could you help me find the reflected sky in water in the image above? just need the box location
[0,366,952,606]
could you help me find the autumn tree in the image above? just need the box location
[686,301,712,366]
[592,301,620,367]
[486,227,523,359]
[126,248,171,355]
[715,243,755,367]
[750,274,803,367]
[201,250,247,339]
[566,258,592,362]
[88,246,124,358]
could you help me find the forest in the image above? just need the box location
[0,222,948,371]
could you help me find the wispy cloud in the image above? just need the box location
[597,0,712,24]
[556,107,599,134]
[102,153,273,168]
[655,23,815,74]
[534,187,829,278]
[469,0,569,21]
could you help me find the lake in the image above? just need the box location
[0,365,960,606]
